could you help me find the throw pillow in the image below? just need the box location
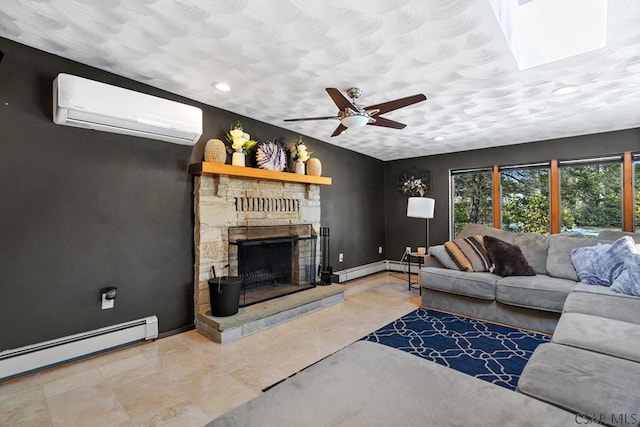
[483,235,536,277]
[428,245,460,271]
[571,243,611,285]
[595,236,636,285]
[443,235,490,272]
[611,253,640,297]
[571,236,636,286]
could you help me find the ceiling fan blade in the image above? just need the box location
[367,116,406,129]
[284,115,339,122]
[365,94,427,116]
[326,88,357,111]
[331,123,348,137]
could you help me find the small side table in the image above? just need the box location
[407,252,427,294]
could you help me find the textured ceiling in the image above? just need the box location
[1,0,639,160]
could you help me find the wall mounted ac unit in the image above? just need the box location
[53,73,203,145]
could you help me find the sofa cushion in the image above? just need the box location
[420,267,498,300]
[611,252,640,297]
[573,282,640,299]
[513,233,549,275]
[518,343,640,426]
[552,313,640,363]
[484,236,535,277]
[496,275,575,313]
[210,340,578,427]
[546,235,602,281]
[598,229,640,243]
[563,291,640,325]
[444,236,490,272]
[428,245,460,270]
[456,223,516,243]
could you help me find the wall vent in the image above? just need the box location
[235,197,299,213]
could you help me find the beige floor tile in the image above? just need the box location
[41,368,104,399]
[97,353,155,379]
[181,365,259,419]
[0,386,52,426]
[36,358,97,384]
[0,273,420,426]
[103,363,161,389]
[46,383,128,427]
[0,373,41,398]
[229,361,291,394]
[116,401,211,427]
[139,337,193,365]
[111,371,191,419]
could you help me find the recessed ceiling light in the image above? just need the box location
[214,82,231,92]
[552,85,580,96]
[433,136,445,142]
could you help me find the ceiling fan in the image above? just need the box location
[284,88,427,137]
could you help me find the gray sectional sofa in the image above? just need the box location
[420,224,640,426]
[420,224,635,333]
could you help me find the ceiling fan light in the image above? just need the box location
[341,114,369,128]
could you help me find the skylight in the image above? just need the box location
[490,0,608,70]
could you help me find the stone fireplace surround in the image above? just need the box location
[194,174,334,342]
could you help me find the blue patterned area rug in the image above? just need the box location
[363,308,550,390]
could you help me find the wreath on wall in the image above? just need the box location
[398,169,431,196]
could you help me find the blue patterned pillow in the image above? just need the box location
[611,253,640,296]
[571,237,636,286]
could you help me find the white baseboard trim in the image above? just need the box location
[332,259,422,283]
[332,261,386,283]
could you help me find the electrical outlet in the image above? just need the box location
[378,246,383,254]
[339,253,344,263]
[406,246,411,254]
[101,293,114,310]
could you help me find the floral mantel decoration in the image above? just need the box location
[290,136,311,162]
[226,121,257,154]
[398,169,431,196]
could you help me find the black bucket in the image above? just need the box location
[208,276,242,317]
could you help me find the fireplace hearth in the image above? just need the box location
[229,225,317,306]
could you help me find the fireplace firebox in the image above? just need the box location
[228,225,317,306]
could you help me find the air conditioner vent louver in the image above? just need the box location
[53,73,203,145]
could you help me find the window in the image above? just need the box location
[451,169,493,237]
[500,164,550,234]
[559,157,623,236]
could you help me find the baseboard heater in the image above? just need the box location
[0,316,158,381]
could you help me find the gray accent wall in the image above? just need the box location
[0,37,385,350]
[384,128,640,260]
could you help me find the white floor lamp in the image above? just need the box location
[407,197,436,250]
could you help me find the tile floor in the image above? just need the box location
[0,272,420,426]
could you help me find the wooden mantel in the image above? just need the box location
[189,162,332,185]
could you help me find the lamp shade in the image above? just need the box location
[340,114,369,128]
[407,197,435,219]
